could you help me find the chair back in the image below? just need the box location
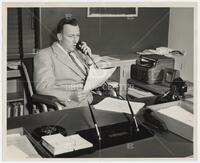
[20,58,35,98]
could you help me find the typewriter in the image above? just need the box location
[131,54,175,84]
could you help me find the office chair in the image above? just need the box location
[20,58,63,114]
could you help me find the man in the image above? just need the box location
[34,17,93,109]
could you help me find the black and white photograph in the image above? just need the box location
[1,1,198,160]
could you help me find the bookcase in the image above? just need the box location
[7,61,25,117]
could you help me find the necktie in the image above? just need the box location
[69,52,88,76]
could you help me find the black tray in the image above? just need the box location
[77,121,154,149]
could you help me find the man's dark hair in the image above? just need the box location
[57,17,78,33]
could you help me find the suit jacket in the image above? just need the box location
[34,42,92,109]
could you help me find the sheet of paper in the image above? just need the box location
[84,66,116,91]
[93,97,145,114]
[158,105,193,127]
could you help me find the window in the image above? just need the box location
[7,8,37,60]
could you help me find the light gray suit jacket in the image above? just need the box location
[34,42,92,109]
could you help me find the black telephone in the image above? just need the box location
[143,109,168,133]
[155,77,188,104]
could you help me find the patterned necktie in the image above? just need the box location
[69,52,88,76]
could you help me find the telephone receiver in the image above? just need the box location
[76,41,89,56]
[76,41,99,69]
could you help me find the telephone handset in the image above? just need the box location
[76,41,98,69]
[76,41,89,56]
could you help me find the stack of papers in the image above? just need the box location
[42,133,93,156]
[157,105,193,127]
[137,47,185,56]
[93,97,145,114]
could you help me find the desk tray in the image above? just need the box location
[77,121,154,149]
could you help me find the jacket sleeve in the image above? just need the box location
[33,50,74,102]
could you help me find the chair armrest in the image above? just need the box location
[31,94,65,110]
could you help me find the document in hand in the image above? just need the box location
[93,97,145,114]
[84,66,116,91]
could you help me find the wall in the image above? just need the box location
[40,8,169,57]
[168,8,194,82]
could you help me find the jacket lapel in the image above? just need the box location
[51,42,85,79]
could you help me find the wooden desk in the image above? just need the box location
[7,107,193,158]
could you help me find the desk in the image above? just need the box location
[7,107,193,158]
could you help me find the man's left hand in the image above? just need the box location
[79,41,92,56]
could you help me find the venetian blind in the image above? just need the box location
[7,8,36,60]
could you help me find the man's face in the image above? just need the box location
[58,24,80,52]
